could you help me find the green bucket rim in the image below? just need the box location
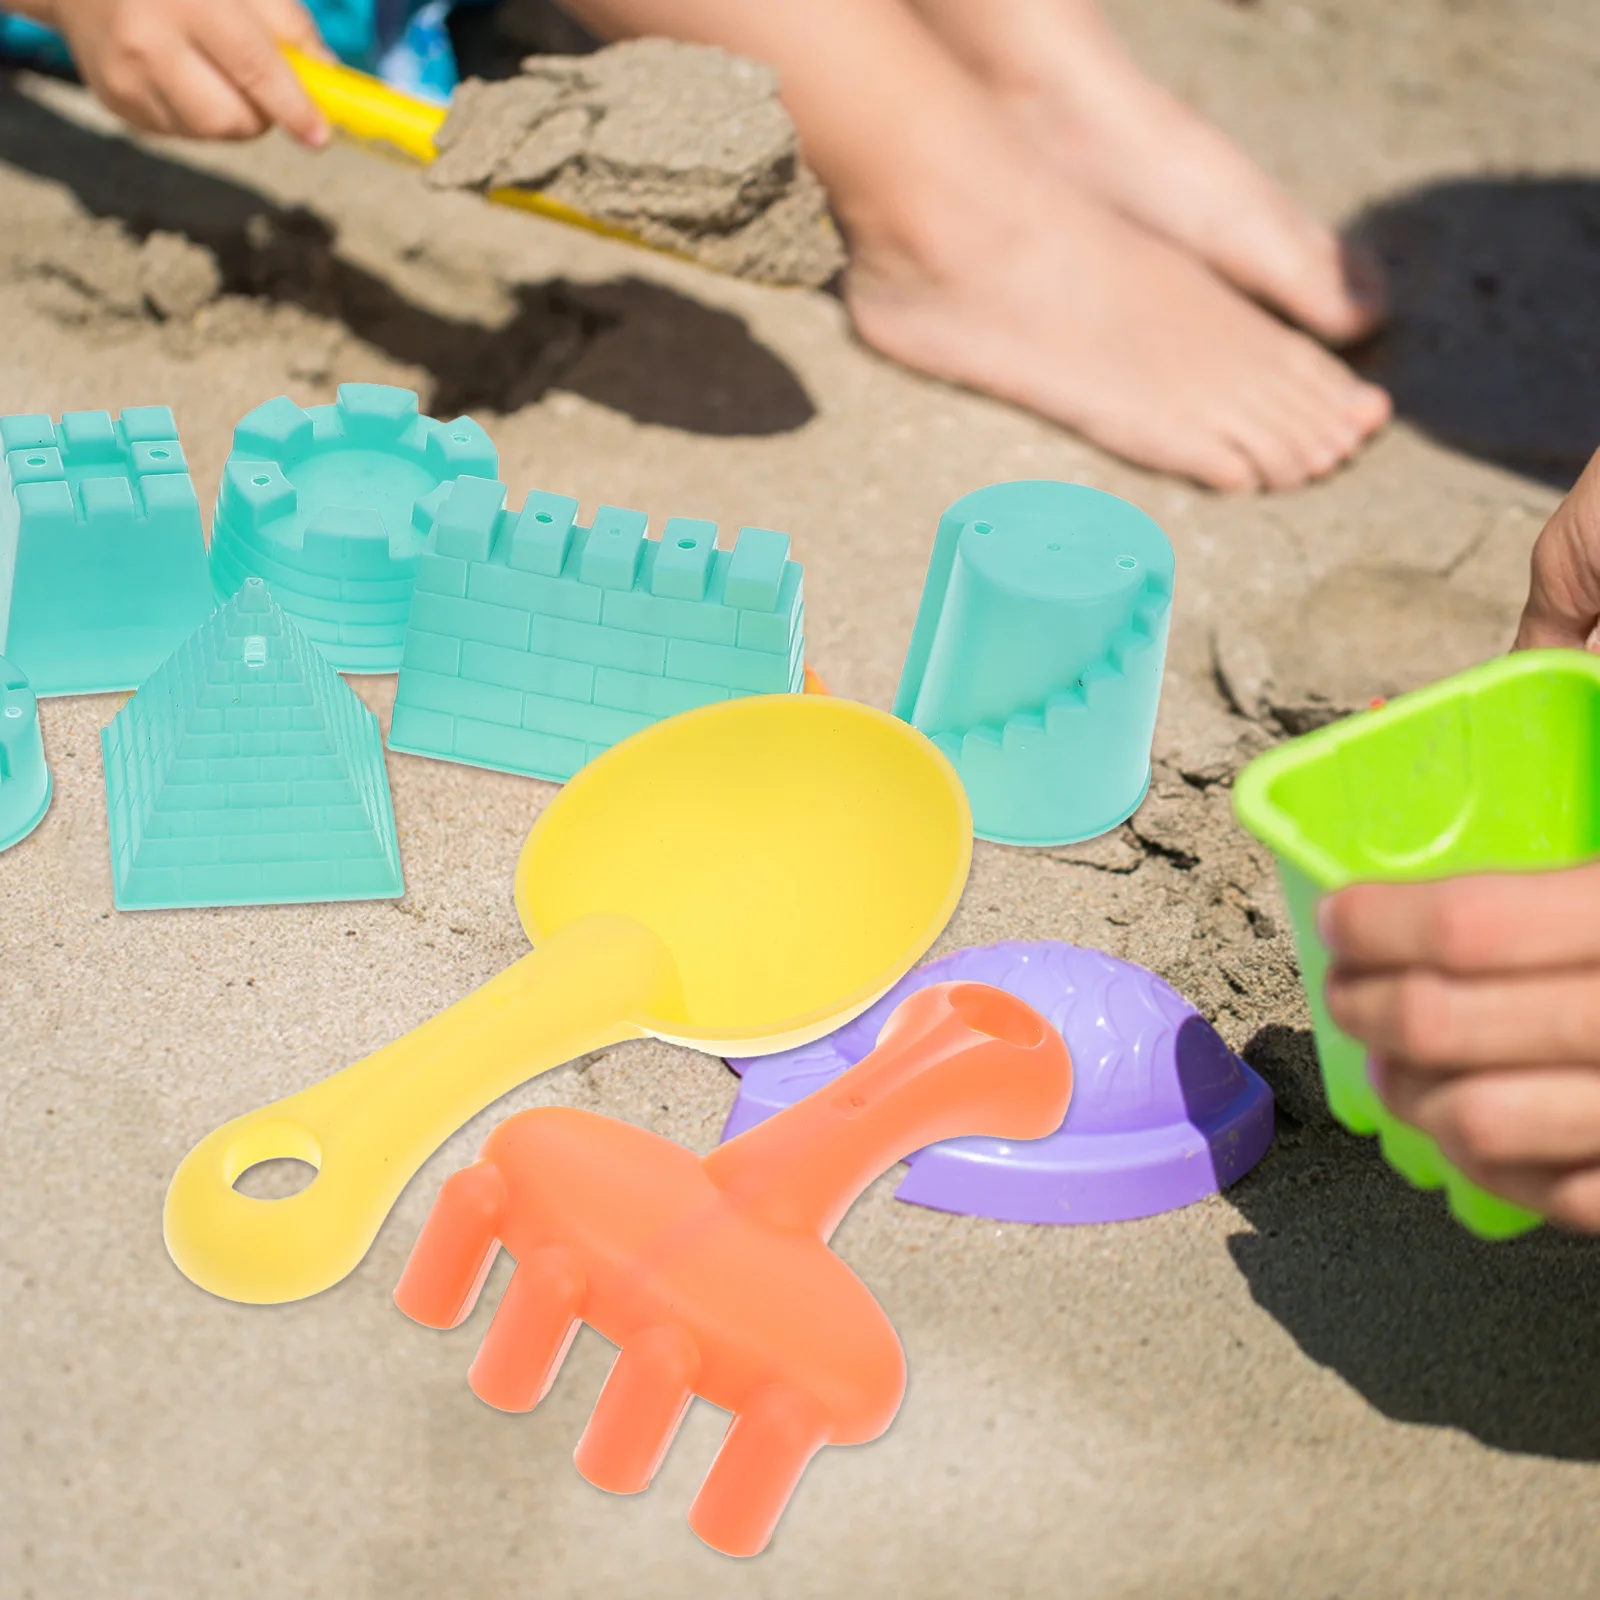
[1232,647,1600,883]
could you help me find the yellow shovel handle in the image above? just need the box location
[163,913,678,1306]
[284,44,446,163]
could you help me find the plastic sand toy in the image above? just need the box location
[1231,649,1600,1240]
[208,384,498,672]
[163,694,972,1305]
[0,406,215,696]
[0,655,49,851]
[726,940,1273,1223]
[102,579,404,910]
[397,980,1071,1557]
[894,481,1174,846]
[388,475,805,782]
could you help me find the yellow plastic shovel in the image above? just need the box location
[164,694,972,1305]
[282,44,657,252]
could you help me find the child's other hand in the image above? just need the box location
[38,0,331,146]
[1320,866,1600,1230]
[1516,445,1600,651]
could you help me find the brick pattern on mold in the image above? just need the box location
[389,478,805,781]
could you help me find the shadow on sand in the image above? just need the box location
[1230,1025,1600,1463]
[446,0,603,80]
[1351,175,1600,489]
[0,75,816,435]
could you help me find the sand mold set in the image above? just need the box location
[429,38,846,289]
[0,376,1322,1554]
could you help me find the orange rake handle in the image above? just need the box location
[702,980,1071,1239]
[396,982,1071,1557]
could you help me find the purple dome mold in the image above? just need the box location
[724,940,1274,1225]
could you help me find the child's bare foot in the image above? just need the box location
[562,0,1387,485]
[914,0,1385,346]
[846,152,1391,492]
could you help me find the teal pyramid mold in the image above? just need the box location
[894,481,1174,847]
[388,477,805,782]
[0,655,50,851]
[208,384,498,673]
[102,578,405,909]
[0,406,215,696]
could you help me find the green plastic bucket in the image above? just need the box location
[1233,649,1600,1239]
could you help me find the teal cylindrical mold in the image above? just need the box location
[893,482,1174,847]
[0,655,50,851]
[209,383,497,672]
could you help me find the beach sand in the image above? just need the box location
[2,1,1598,1593]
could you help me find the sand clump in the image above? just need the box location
[427,37,846,288]
[1213,563,1519,735]
[2,214,224,329]
[136,229,225,321]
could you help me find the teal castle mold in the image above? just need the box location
[102,578,404,909]
[0,406,215,695]
[0,656,50,851]
[208,384,498,673]
[388,477,805,782]
[893,482,1174,847]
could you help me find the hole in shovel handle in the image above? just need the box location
[221,1118,324,1196]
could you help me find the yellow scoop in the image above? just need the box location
[164,695,972,1305]
[283,45,657,252]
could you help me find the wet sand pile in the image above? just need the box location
[428,37,845,288]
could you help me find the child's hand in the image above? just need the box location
[1320,866,1600,1230]
[1516,445,1600,651]
[25,0,330,146]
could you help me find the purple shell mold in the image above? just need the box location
[724,941,1274,1225]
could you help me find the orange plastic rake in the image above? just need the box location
[395,981,1072,1556]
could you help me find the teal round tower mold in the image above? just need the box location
[0,655,50,851]
[209,384,497,672]
[893,481,1174,847]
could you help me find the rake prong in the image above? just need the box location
[395,1160,507,1329]
[574,1323,701,1495]
[468,1244,586,1412]
[688,1384,831,1558]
